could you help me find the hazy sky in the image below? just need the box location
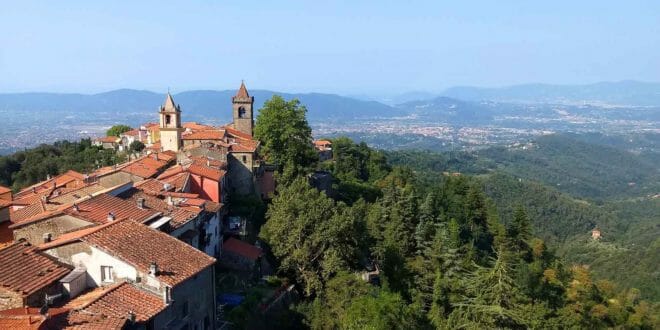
[1,1,659,95]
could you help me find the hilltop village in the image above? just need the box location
[0,83,312,328]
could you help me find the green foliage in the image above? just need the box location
[259,178,367,297]
[106,124,132,137]
[128,140,145,153]
[253,109,658,328]
[0,139,124,190]
[254,95,318,183]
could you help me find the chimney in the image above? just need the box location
[149,262,158,276]
[32,187,36,194]
[207,160,210,167]
[127,311,136,324]
[72,203,79,212]
[107,212,116,221]
[137,198,145,209]
[167,195,173,206]
[46,174,51,180]
[42,233,52,243]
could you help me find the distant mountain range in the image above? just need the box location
[1,81,658,125]
[0,89,400,123]
[441,80,660,106]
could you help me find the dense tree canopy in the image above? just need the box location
[254,96,318,183]
[106,124,132,137]
[0,139,124,190]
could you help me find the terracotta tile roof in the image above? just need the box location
[203,200,223,213]
[0,222,12,248]
[234,81,250,98]
[191,156,226,168]
[10,202,46,223]
[183,122,216,131]
[120,129,140,136]
[80,219,215,286]
[182,129,226,140]
[63,194,159,224]
[96,136,120,143]
[117,188,199,229]
[146,142,161,151]
[0,241,72,296]
[187,164,226,181]
[229,139,259,153]
[48,183,105,206]
[155,150,177,161]
[0,185,11,195]
[120,156,168,179]
[160,172,190,191]
[79,282,166,323]
[0,307,126,329]
[134,178,169,195]
[156,164,184,180]
[223,238,262,261]
[225,126,253,140]
[15,170,87,200]
[143,122,159,128]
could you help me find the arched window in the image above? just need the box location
[238,107,247,118]
[165,115,171,125]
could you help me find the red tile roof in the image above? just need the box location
[79,282,166,323]
[187,164,226,181]
[0,307,126,329]
[42,219,215,287]
[117,188,200,229]
[160,172,190,191]
[183,122,216,131]
[0,241,72,296]
[229,139,259,153]
[225,126,253,140]
[156,165,184,180]
[0,185,12,195]
[182,129,226,140]
[63,194,159,224]
[235,81,250,98]
[86,219,215,286]
[223,238,262,261]
[120,129,140,136]
[96,136,120,143]
[120,156,169,179]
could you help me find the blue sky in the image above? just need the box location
[1,1,659,95]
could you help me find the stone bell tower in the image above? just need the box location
[159,92,183,152]
[232,81,254,136]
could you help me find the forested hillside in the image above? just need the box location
[386,134,660,302]
[245,100,659,328]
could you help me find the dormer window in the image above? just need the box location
[238,107,247,118]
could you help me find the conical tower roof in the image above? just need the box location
[235,81,250,98]
[162,92,179,112]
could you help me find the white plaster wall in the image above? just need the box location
[69,246,138,287]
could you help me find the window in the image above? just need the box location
[242,155,247,163]
[101,266,114,282]
[238,107,247,118]
[165,115,171,125]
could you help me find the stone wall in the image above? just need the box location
[13,216,93,246]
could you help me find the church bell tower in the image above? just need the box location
[159,92,183,152]
[232,81,254,136]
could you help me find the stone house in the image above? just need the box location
[39,218,217,329]
[0,241,72,310]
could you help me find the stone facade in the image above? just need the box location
[232,82,255,137]
[13,215,93,246]
[228,152,256,195]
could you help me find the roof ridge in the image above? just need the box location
[37,218,128,251]
[73,281,127,310]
